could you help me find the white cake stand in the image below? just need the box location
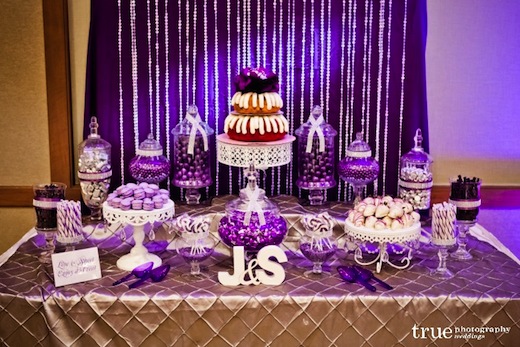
[344,220,421,273]
[103,201,175,270]
[216,134,295,169]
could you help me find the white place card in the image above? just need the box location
[51,247,102,287]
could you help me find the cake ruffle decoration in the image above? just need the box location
[305,105,326,153]
[234,67,279,93]
[185,105,209,156]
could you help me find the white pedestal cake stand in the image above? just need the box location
[216,134,295,170]
[103,201,175,270]
[345,220,421,273]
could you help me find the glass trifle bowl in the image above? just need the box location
[171,105,214,204]
[338,132,379,204]
[295,105,337,205]
[218,167,287,254]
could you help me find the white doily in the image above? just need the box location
[216,134,295,169]
[103,201,175,226]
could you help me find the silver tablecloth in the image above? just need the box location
[1,196,519,346]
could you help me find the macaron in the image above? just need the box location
[120,199,131,211]
[138,182,149,189]
[154,200,164,209]
[131,199,143,210]
[143,198,155,211]
[144,188,155,198]
[133,188,145,199]
[160,194,169,203]
[112,197,122,208]
[159,189,169,196]
[120,187,133,198]
[126,183,138,189]
[149,184,159,192]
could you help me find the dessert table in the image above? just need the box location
[0,196,519,346]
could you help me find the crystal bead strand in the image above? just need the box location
[344,0,353,200]
[247,0,252,66]
[337,0,347,201]
[361,0,369,136]
[262,0,267,67]
[229,0,235,193]
[397,0,408,191]
[154,0,160,141]
[319,0,325,107]
[365,1,374,144]
[191,2,198,105]
[117,0,125,182]
[287,0,295,195]
[382,0,393,195]
[214,0,220,195]
[164,0,171,190]
[299,0,307,127]
[271,0,277,196]
[374,0,386,194]
[242,0,247,68]
[256,0,261,65]
[146,0,154,134]
[177,0,183,119]
[324,0,332,122]
[309,0,315,104]
[185,0,190,110]
[203,0,209,196]
[276,0,284,195]
[130,0,139,153]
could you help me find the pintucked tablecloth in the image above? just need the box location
[0,196,519,346]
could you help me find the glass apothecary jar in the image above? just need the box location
[295,105,337,205]
[129,133,171,184]
[171,105,214,204]
[338,132,379,204]
[218,165,287,252]
[398,129,433,214]
[78,116,112,221]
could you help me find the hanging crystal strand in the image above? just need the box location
[344,0,353,201]
[275,0,283,195]
[178,0,183,120]
[298,0,307,198]
[154,0,160,141]
[203,0,209,197]
[214,0,220,195]
[397,0,409,191]
[365,1,374,144]
[374,0,386,194]
[192,2,198,105]
[229,0,235,194]
[337,0,347,201]
[185,0,190,104]
[273,0,284,194]
[287,0,295,195]
[262,0,267,68]
[165,0,171,190]
[319,0,325,107]
[117,0,125,183]
[309,0,315,104]
[361,0,369,136]
[242,0,247,68]
[247,0,252,66]
[382,0,393,196]
[130,0,139,153]
[146,0,154,134]
[256,0,261,65]
[324,0,332,122]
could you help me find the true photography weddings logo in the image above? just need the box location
[412,324,511,341]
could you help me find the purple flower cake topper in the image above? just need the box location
[234,67,279,93]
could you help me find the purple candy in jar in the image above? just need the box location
[295,106,338,190]
[218,211,287,252]
[178,247,213,262]
[300,242,337,263]
[171,105,215,190]
[172,135,213,188]
[338,132,379,186]
[129,134,170,184]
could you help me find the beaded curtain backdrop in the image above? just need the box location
[84,0,428,201]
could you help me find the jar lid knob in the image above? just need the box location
[88,116,100,138]
[413,128,423,150]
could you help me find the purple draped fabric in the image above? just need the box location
[84,0,428,201]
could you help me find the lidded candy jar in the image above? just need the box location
[338,132,379,204]
[129,133,170,184]
[295,105,337,205]
[218,165,287,253]
[171,105,214,204]
[78,116,112,222]
[398,129,433,216]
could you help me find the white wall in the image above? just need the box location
[427,0,520,186]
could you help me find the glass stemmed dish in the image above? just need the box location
[174,214,215,280]
[299,212,337,278]
[430,202,457,279]
[449,176,481,261]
